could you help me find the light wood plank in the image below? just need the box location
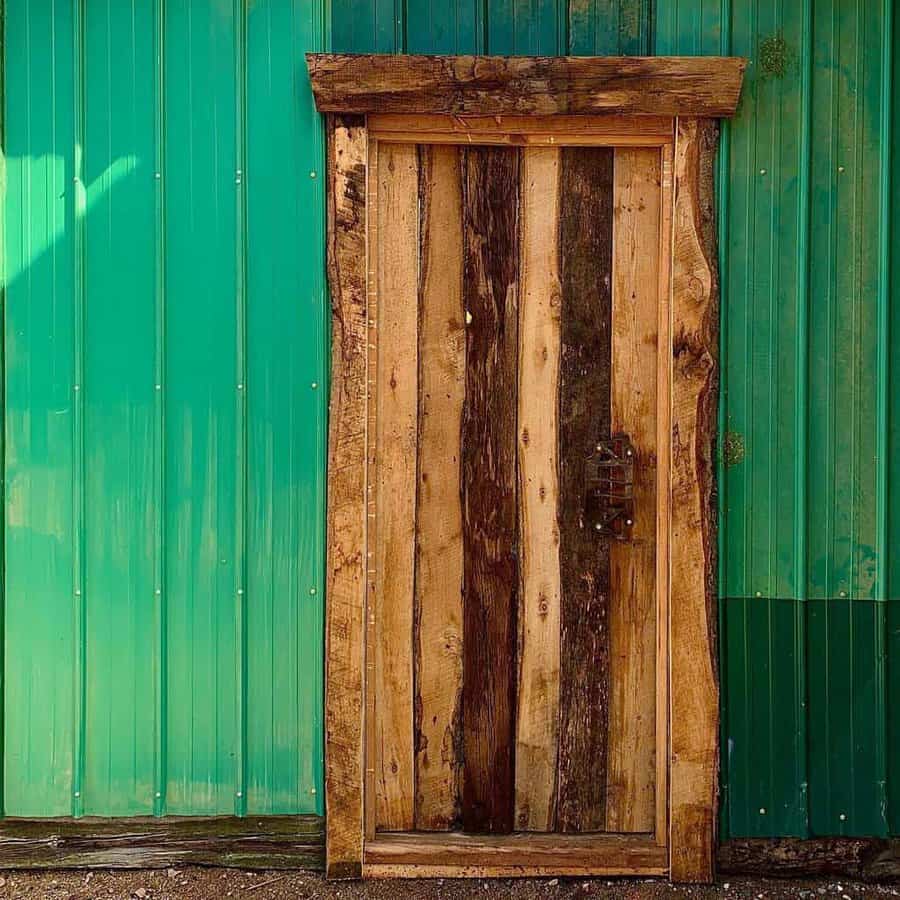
[369,113,674,137]
[364,863,668,879]
[460,146,520,834]
[324,115,368,879]
[514,147,562,833]
[414,144,465,831]
[362,132,673,148]
[368,113,674,148]
[669,117,720,884]
[308,54,747,118]
[655,142,675,847]
[373,142,419,832]
[364,831,666,876]
[606,147,661,833]
[364,138,380,843]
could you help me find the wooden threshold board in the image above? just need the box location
[363,832,667,878]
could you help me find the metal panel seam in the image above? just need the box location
[234,0,249,818]
[152,0,168,819]
[71,0,87,821]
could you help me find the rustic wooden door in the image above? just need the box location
[311,50,744,883]
[367,136,668,843]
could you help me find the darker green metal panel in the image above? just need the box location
[484,0,563,54]
[807,600,887,836]
[405,0,484,53]
[333,0,650,54]
[568,0,650,55]
[888,604,900,834]
[2,0,325,817]
[722,598,807,837]
[332,0,400,51]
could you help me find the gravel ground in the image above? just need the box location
[0,870,898,900]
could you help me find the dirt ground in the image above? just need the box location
[0,869,897,900]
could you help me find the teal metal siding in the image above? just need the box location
[2,0,326,816]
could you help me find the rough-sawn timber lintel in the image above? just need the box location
[306,54,746,118]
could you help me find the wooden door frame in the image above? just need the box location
[309,54,745,884]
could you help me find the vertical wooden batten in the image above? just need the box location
[324,114,368,879]
[669,117,720,884]
[460,146,521,834]
[515,147,563,832]
[414,144,465,832]
[556,147,615,833]
[373,142,419,832]
[607,147,662,834]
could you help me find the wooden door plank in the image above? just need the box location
[324,115,368,879]
[606,147,661,833]
[556,147,614,833]
[514,147,562,833]
[373,142,419,832]
[414,144,465,831]
[669,118,720,883]
[460,146,521,834]
[364,831,668,876]
[654,142,675,847]
[368,114,674,142]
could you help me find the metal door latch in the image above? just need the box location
[584,434,635,540]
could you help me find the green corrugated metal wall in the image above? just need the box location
[3,0,899,841]
[2,0,326,817]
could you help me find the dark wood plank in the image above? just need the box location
[669,117,720,884]
[718,837,886,880]
[0,817,323,870]
[307,55,747,118]
[460,146,520,835]
[324,114,368,879]
[556,147,614,833]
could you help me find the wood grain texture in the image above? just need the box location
[414,144,465,832]
[556,147,614,834]
[669,118,720,884]
[373,142,419,832]
[307,55,747,118]
[0,817,324,871]
[514,148,562,833]
[606,147,660,834]
[654,142,675,846]
[460,146,520,835]
[368,114,674,147]
[718,838,900,881]
[364,831,667,876]
[324,115,368,879]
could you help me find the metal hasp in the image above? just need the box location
[585,434,635,539]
